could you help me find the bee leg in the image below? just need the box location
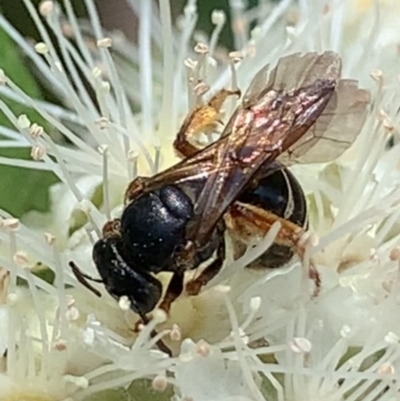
[138,314,173,356]
[124,176,149,204]
[186,241,225,296]
[174,89,241,158]
[226,203,321,295]
[102,218,121,238]
[226,202,301,267]
[226,202,303,255]
[132,315,172,356]
[158,272,184,315]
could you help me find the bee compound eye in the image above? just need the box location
[92,238,163,315]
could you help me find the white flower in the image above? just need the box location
[0,0,399,400]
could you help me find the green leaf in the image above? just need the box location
[0,147,58,217]
[0,26,58,217]
[83,388,131,401]
[81,379,174,401]
[127,378,174,401]
[260,373,281,401]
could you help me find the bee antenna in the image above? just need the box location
[69,260,103,298]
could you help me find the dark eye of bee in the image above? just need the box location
[92,238,162,315]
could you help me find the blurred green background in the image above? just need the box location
[0,0,270,217]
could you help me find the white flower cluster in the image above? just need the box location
[0,0,399,400]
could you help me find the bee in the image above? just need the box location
[70,51,369,353]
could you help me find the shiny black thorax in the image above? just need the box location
[120,185,193,273]
[120,184,221,274]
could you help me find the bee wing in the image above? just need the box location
[187,52,348,243]
[278,79,370,164]
[243,52,369,164]
[145,52,368,247]
[140,145,218,190]
[241,63,270,106]
[243,51,342,107]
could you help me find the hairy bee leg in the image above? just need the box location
[209,88,241,110]
[173,119,202,157]
[174,89,241,158]
[158,272,184,315]
[226,202,322,295]
[69,261,103,297]
[186,241,225,296]
[226,202,303,250]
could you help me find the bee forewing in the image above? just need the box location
[243,51,342,107]
[242,63,270,106]
[154,51,369,246]
[279,79,371,164]
[267,51,342,91]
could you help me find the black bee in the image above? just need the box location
[70,51,369,354]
